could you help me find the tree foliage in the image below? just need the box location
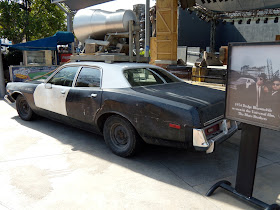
[0,0,67,44]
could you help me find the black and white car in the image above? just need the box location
[5,62,237,157]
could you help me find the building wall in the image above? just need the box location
[216,18,280,47]
[178,8,210,49]
[178,8,280,50]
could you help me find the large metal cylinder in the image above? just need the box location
[73,9,136,42]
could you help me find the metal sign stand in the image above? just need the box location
[206,123,280,210]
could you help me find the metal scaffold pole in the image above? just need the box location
[56,3,74,54]
[0,41,5,98]
[144,0,150,57]
[210,19,216,53]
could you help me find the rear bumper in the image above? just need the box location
[4,94,15,104]
[193,119,238,153]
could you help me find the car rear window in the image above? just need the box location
[124,68,181,87]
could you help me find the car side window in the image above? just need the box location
[48,66,79,87]
[75,67,101,87]
[150,68,181,83]
[124,68,164,87]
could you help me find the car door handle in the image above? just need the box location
[90,93,97,98]
[61,90,65,94]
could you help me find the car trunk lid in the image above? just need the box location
[132,82,225,126]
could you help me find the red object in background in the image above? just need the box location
[60,53,72,63]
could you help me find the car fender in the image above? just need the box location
[7,82,39,111]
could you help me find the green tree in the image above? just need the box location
[0,1,26,44]
[0,0,67,44]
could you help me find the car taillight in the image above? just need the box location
[205,124,219,135]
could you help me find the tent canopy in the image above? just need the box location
[195,0,280,12]
[51,0,280,13]
[9,31,74,51]
[51,0,114,11]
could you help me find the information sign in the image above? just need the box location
[226,42,280,131]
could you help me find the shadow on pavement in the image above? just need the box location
[8,112,280,208]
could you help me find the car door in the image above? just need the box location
[66,66,102,124]
[34,66,80,116]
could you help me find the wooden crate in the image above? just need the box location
[149,37,157,65]
[156,0,177,61]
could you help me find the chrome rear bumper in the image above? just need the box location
[193,119,238,153]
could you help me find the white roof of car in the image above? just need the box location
[67,61,161,70]
[63,61,168,89]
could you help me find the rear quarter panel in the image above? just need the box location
[97,88,201,143]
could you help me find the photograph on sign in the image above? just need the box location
[226,42,280,130]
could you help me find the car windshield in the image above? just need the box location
[124,68,181,87]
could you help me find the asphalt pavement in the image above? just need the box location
[0,97,279,210]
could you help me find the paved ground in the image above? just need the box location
[0,96,279,210]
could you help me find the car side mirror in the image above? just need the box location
[45,83,52,89]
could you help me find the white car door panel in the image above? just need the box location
[34,83,70,116]
[33,66,80,116]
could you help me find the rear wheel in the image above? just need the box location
[103,115,140,157]
[16,95,35,121]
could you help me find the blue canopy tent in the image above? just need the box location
[9,31,74,51]
[6,32,75,82]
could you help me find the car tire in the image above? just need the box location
[103,115,141,157]
[16,95,35,121]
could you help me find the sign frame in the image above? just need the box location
[225,41,280,131]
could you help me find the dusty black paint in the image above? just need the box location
[36,108,103,135]
[66,87,102,125]
[7,82,39,111]
[6,79,227,149]
[132,82,225,126]
[95,86,211,144]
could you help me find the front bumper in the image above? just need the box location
[4,94,15,104]
[193,119,238,153]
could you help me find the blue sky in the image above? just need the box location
[230,45,280,72]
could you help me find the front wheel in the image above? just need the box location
[103,115,141,157]
[16,95,35,121]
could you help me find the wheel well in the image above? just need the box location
[11,92,21,100]
[97,113,134,134]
